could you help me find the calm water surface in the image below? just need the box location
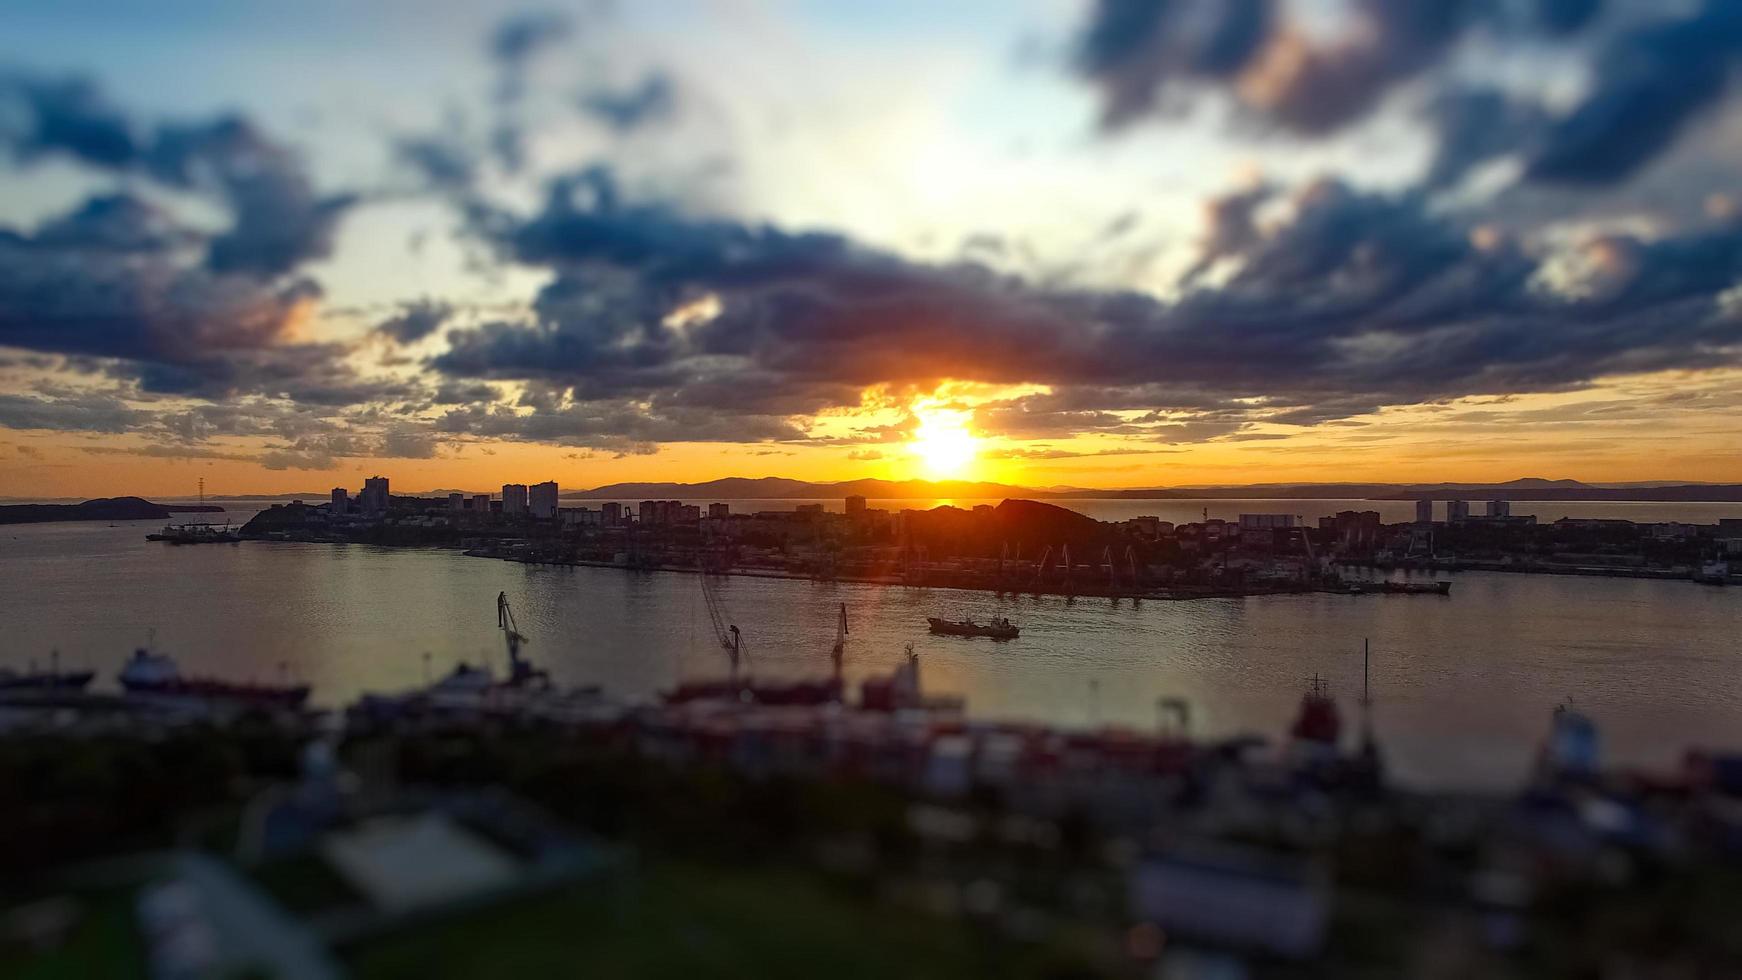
[3,500,1739,790]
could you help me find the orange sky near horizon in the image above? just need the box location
[5,367,1739,499]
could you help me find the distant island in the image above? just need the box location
[0,497,225,526]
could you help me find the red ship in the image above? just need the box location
[119,648,309,707]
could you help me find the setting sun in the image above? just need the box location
[909,406,979,480]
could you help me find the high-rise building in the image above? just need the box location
[1486,499,1511,518]
[1415,498,1434,523]
[502,484,529,515]
[1446,499,1470,522]
[530,481,559,519]
[331,488,349,515]
[679,504,701,523]
[845,495,867,516]
[602,502,622,525]
[360,476,389,514]
[708,502,730,519]
[448,492,465,511]
[472,493,492,513]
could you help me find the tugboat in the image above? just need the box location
[119,647,310,707]
[0,652,95,693]
[926,616,1020,640]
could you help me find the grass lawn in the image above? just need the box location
[347,861,1098,979]
[0,888,146,980]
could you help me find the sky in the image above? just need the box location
[1,0,1740,497]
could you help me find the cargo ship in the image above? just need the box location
[927,617,1020,640]
[119,648,309,707]
[0,654,94,693]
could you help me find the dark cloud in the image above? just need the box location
[32,193,192,253]
[397,135,479,190]
[429,166,1742,441]
[435,400,806,451]
[1423,89,1548,189]
[1526,1,1742,184]
[0,74,137,167]
[0,392,139,433]
[374,300,454,345]
[580,72,676,133]
[0,72,375,405]
[3,73,353,277]
[490,11,574,73]
[1072,0,1740,189]
[145,116,355,276]
[1076,0,1275,130]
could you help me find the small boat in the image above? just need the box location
[119,648,309,707]
[927,617,1020,640]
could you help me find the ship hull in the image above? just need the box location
[121,678,309,706]
[926,618,1020,640]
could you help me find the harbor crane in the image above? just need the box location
[496,592,547,687]
[830,603,848,674]
[698,561,745,679]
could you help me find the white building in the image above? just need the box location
[1415,499,1434,523]
[502,484,528,515]
[448,492,465,511]
[530,481,559,519]
[1486,499,1511,518]
[1446,500,1470,522]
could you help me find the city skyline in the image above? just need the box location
[4,1,1742,497]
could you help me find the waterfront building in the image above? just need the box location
[1486,499,1511,518]
[845,495,867,517]
[448,492,465,511]
[1415,498,1434,523]
[1446,500,1471,522]
[708,502,730,519]
[331,488,348,515]
[602,502,622,525]
[638,500,683,525]
[1239,513,1296,530]
[472,493,491,513]
[796,503,825,517]
[502,484,528,516]
[530,481,559,519]
[679,504,701,523]
[360,476,389,515]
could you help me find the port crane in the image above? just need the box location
[830,603,848,675]
[496,592,547,687]
[698,561,744,679]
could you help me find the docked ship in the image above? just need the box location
[119,648,310,707]
[927,617,1020,640]
[0,654,94,693]
[144,480,238,544]
[1344,580,1451,596]
[1290,675,1342,747]
[146,522,239,545]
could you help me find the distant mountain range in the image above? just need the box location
[22,477,1742,508]
[537,476,1742,503]
[560,477,1035,500]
